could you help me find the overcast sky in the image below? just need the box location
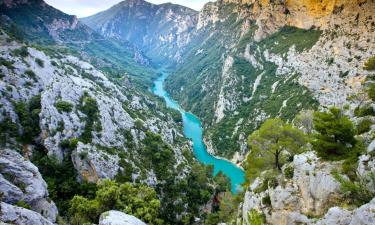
[45,0,211,18]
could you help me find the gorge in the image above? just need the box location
[0,0,375,224]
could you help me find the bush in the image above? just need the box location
[284,165,294,179]
[25,70,36,80]
[15,200,31,209]
[0,57,15,70]
[13,46,29,58]
[364,55,375,71]
[247,209,265,225]
[35,58,44,67]
[367,83,375,101]
[59,138,78,150]
[69,179,163,225]
[333,171,374,206]
[55,100,73,113]
[13,95,41,143]
[312,108,356,159]
[78,92,100,144]
[357,118,372,134]
[354,104,375,117]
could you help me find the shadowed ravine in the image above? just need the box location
[152,70,245,193]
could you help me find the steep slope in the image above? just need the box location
[0,29,224,223]
[166,0,375,161]
[0,0,156,88]
[81,0,198,65]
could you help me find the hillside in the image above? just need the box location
[81,0,198,65]
[0,0,156,88]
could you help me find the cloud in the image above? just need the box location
[45,0,211,17]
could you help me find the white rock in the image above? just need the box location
[99,211,146,225]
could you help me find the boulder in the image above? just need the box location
[0,202,53,225]
[99,211,147,225]
[0,149,58,223]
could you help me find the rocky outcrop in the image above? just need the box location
[0,31,190,186]
[240,151,375,225]
[99,210,147,225]
[0,149,58,223]
[0,202,54,225]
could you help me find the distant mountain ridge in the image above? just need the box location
[81,0,198,65]
[0,0,157,88]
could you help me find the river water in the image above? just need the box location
[152,71,245,193]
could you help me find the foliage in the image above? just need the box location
[13,95,41,143]
[69,179,163,225]
[32,147,97,216]
[15,200,31,209]
[354,104,375,117]
[13,46,29,58]
[247,209,265,225]
[333,171,375,207]
[0,115,18,146]
[367,83,375,101]
[312,108,356,159]
[25,69,36,80]
[205,192,243,225]
[248,118,306,170]
[35,58,44,67]
[259,26,321,55]
[0,57,15,70]
[55,100,74,113]
[284,165,294,179]
[364,55,375,71]
[59,138,78,150]
[357,118,372,135]
[78,92,101,144]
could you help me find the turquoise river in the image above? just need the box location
[152,71,245,193]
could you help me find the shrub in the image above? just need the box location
[247,209,265,225]
[333,171,374,206]
[35,58,44,67]
[312,108,356,159]
[284,165,294,179]
[69,179,163,225]
[13,46,29,58]
[59,138,78,150]
[25,70,36,80]
[367,83,375,101]
[262,194,271,206]
[55,101,73,113]
[16,200,31,209]
[354,104,375,117]
[13,95,41,143]
[0,57,15,70]
[357,118,372,134]
[364,55,375,71]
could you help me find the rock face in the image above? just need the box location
[0,202,54,225]
[165,0,375,160]
[240,151,375,225]
[99,210,147,225]
[0,31,190,186]
[81,0,198,64]
[0,149,58,223]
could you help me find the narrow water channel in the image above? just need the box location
[152,71,245,193]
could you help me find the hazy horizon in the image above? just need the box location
[45,0,211,17]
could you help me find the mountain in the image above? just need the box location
[166,0,375,161]
[0,0,227,224]
[0,0,156,88]
[1,0,375,224]
[81,0,198,65]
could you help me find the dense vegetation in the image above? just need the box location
[69,179,163,225]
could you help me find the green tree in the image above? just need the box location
[248,118,306,170]
[69,179,163,225]
[312,108,356,159]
